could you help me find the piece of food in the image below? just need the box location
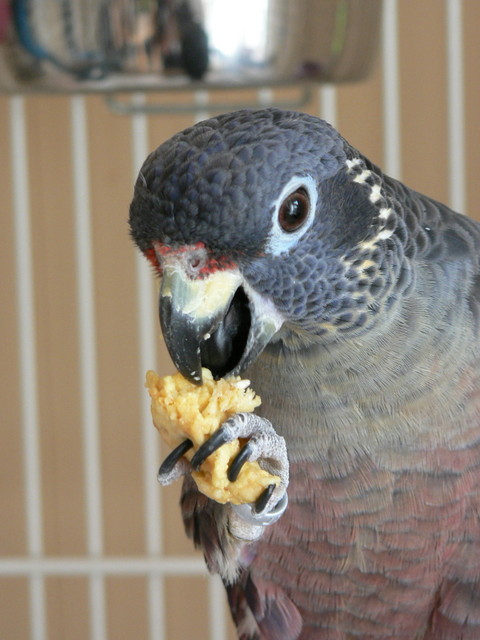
[145,368,280,504]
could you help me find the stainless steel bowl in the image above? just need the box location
[0,0,382,94]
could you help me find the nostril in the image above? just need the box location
[185,248,208,275]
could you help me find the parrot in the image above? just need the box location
[129,108,480,639]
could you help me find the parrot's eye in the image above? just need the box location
[266,175,317,255]
[278,188,310,232]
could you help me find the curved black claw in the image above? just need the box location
[191,427,229,470]
[228,441,253,482]
[254,483,276,514]
[158,439,193,476]
[233,489,288,528]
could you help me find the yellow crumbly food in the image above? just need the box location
[145,368,280,505]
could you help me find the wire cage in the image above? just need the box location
[1,1,480,639]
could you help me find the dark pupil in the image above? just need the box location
[280,189,309,231]
[287,198,302,221]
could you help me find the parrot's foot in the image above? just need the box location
[191,412,289,527]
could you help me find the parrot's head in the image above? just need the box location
[129,109,412,384]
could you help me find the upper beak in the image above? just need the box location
[160,263,243,384]
[159,261,282,384]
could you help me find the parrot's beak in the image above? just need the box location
[159,263,283,384]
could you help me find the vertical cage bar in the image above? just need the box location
[257,87,274,105]
[130,93,166,640]
[381,0,401,179]
[10,95,47,640]
[208,574,228,640]
[70,95,106,640]
[445,0,465,213]
[194,89,210,124]
[319,85,337,128]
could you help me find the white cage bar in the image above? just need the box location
[10,94,47,640]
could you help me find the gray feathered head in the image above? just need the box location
[130,108,413,381]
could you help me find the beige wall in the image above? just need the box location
[1,2,480,638]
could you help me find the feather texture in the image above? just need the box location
[129,109,480,638]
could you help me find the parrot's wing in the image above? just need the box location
[180,475,302,639]
[384,169,480,265]
[225,569,303,640]
[424,191,480,334]
[405,192,480,637]
[468,272,480,334]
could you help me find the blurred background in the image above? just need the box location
[1,1,480,638]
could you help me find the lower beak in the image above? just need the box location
[159,266,245,384]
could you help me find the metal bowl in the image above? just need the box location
[0,0,382,94]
